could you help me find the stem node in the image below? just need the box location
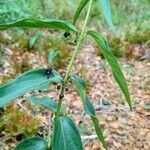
[55,0,93,117]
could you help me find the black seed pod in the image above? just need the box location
[65,87,69,92]
[74,39,77,44]
[57,85,61,90]
[43,68,53,79]
[64,31,70,38]
[59,94,64,99]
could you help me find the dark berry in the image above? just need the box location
[57,85,61,90]
[74,39,77,44]
[59,94,64,99]
[64,31,70,38]
[65,87,69,92]
[43,68,53,79]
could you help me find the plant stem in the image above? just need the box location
[55,0,93,116]
[48,111,52,148]
[0,45,3,65]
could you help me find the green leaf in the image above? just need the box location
[0,18,77,32]
[28,96,57,112]
[52,116,83,150]
[48,49,59,64]
[91,116,107,149]
[29,31,43,49]
[14,136,48,150]
[0,68,62,108]
[71,75,107,150]
[97,0,115,32]
[73,0,89,24]
[71,75,95,116]
[87,31,132,109]
[29,35,38,49]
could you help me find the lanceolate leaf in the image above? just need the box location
[52,116,83,150]
[0,18,77,32]
[91,116,107,149]
[87,31,132,109]
[71,75,95,116]
[28,96,57,112]
[73,0,89,24]
[29,31,43,49]
[14,136,48,150]
[97,0,115,32]
[48,49,59,64]
[0,68,62,108]
[71,75,107,150]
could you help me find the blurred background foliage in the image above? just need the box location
[0,0,149,69]
[0,0,149,32]
[0,0,78,22]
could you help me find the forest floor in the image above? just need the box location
[74,45,150,150]
[0,42,150,150]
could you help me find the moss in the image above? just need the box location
[125,29,150,44]
[1,75,12,84]
[96,29,149,59]
[11,47,31,74]
[109,37,125,58]
[0,104,41,137]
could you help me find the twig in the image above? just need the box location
[81,135,97,140]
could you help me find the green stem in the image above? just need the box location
[48,111,51,148]
[55,0,93,116]
[0,45,3,64]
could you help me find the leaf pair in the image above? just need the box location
[0,69,83,150]
[73,0,132,110]
[14,116,83,150]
